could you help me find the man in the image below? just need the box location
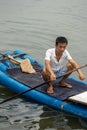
[42,36,85,94]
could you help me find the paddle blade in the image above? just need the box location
[20,59,36,73]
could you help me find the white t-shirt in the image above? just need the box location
[45,48,72,72]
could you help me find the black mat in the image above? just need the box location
[7,61,87,100]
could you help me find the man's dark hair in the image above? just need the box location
[55,36,68,45]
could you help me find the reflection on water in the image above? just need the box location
[0,86,87,130]
[0,0,87,129]
[0,96,87,130]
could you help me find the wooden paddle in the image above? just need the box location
[0,52,36,73]
[0,64,87,104]
[0,53,25,61]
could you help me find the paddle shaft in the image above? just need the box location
[56,64,87,79]
[0,53,25,61]
[0,52,20,64]
[0,64,87,104]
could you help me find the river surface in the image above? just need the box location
[0,0,87,129]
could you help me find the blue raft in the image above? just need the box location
[0,49,87,119]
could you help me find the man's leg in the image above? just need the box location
[42,68,54,94]
[59,63,73,88]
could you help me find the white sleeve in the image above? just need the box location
[65,50,72,60]
[45,49,51,61]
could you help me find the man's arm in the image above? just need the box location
[69,59,85,80]
[45,60,56,81]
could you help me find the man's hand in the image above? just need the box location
[79,73,85,80]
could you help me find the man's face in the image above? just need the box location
[56,43,67,53]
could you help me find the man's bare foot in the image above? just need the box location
[47,89,54,94]
[58,82,72,88]
[47,86,54,94]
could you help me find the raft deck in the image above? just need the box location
[7,61,87,102]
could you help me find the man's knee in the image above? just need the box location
[42,68,50,80]
[66,63,73,71]
[42,68,46,75]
